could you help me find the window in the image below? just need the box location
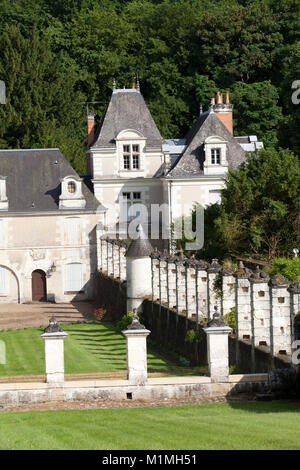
[65,218,81,245]
[67,181,76,194]
[211,148,221,164]
[0,267,8,295]
[122,144,140,170]
[120,192,142,222]
[64,263,83,292]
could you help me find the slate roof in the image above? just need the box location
[125,224,153,257]
[167,110,246,177]
[0,148,104,212]
[91,89,164,149]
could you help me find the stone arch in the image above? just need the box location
[0,265,21,303]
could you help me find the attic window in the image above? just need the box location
[211,148,221,164]
[68,182,76,194]
[123,144,140,170]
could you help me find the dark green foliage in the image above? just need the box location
[196,148,300,260]
[264,258,300,282]
[222,307,236,334]
[0,0,299,172]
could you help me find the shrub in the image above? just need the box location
[116,311,144,331]
[268,257,300,282]
[185,329,204,343]
[222,307,236,334]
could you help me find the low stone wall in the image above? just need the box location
[94,273,291,373]
[0,375,269,408]
[229,337,291,373]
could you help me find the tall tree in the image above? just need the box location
[0,25,87,173]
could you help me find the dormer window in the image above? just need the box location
[122,144,140,170]
[68,181,76,194]
[0,176,8,211]
[203,136,228,175]
[59,176,86,209]
[211,148,221,165]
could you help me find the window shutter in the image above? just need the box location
[0,267,7,294]
[65,218,81,245]
[64,263,82,292]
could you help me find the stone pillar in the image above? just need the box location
[40,317,68,384]
[204,307,232,383]
[196,261,208,321]
[249,267,270,348]
[207,259,222,320]
[235,262,252,341]
[269,274,291,356]
[122,312,151,385]
[126,224,153,313]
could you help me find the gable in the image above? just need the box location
[167,111,246,177]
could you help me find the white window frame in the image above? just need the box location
[211,148,221,165]
[64,217,82,245]
[64,263,83,293]
[120,192,142,222]
[122,144,140,170]
[0,266,8,295]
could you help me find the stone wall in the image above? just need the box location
[97,239,300,367]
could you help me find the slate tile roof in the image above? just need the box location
[0,148,104,212]
[167,110,246,177]
[91,89,164,149]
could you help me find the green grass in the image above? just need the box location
[0,321,179,377]
[1,401,300,449]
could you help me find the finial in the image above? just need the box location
[199,104,203,115]
[113,78,116,91]
[136,73,140,91]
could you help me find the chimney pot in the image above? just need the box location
[87,112,95,148]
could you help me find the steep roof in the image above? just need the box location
[91,89,164,149]
[0,148,104,212]
[167,110,246,177]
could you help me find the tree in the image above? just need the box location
[195,148,300,260]
[231,81,283,147]
[0,24,87,173]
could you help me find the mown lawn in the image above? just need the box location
[0,401,300,450]
[0,321,179,376]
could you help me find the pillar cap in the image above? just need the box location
[40,317,68,338]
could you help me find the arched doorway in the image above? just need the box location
[31,270,47,301]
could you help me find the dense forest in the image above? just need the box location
[0,0,299,174]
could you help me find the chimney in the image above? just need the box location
[87,112,95,147]
[213,91,233,135]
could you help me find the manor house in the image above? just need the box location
[0,84,263,303]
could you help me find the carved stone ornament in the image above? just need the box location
[127,310,146,330]
[43,317,64,333]
[29,249,46,261]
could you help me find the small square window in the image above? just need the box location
[122,192,131,200]
[133,192,141,200]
